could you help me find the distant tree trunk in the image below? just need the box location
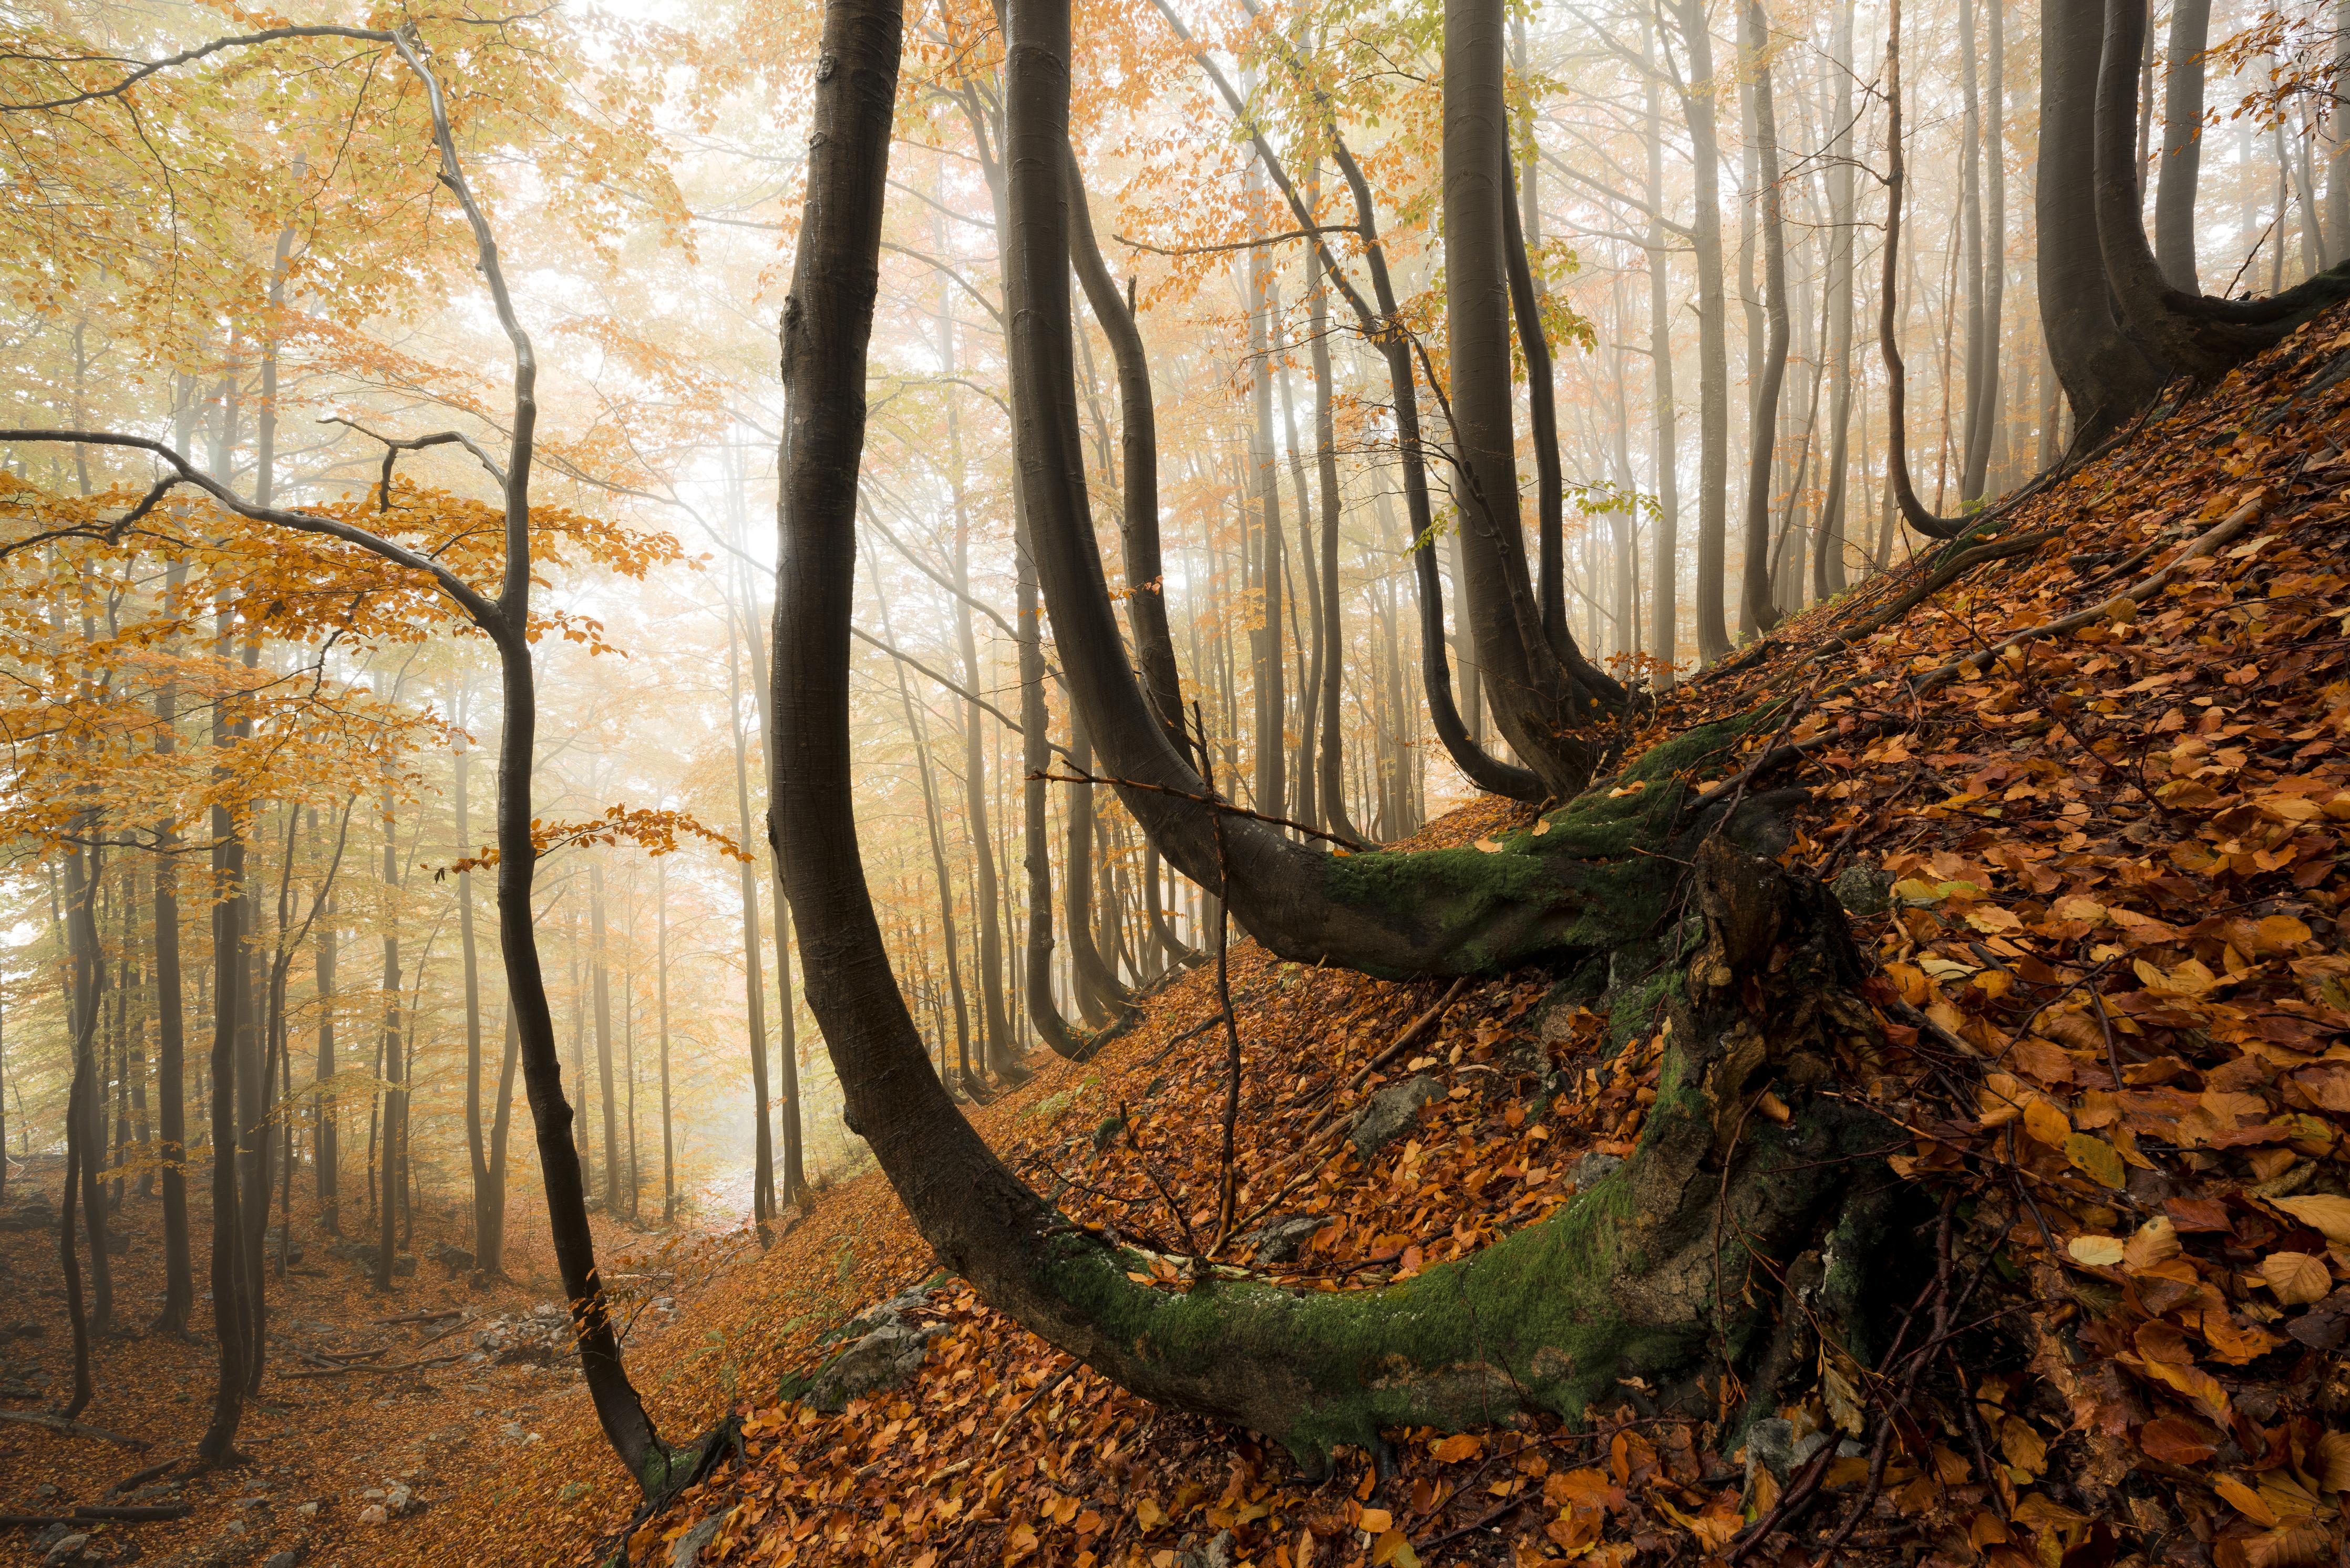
[59,838,105,1418]
[456,707,493,1266]
[315,892,337,1237]
[2330,0,2350,258]
[481,1006,517,1273]
[1816,0,1858,600]
[1644,37,1684,670]
[2155,0,2209,290]
[376,782,402,1294]
[1064,710,1128,1022]
[1739,0,1793,635]
[1671,0,1734,662]
[198,605,247,1465]
[1957,0,1987,504]
[658,862,675,1224]
[723,612,776,1223]
[1970,0,2007,499]
[874,560,981,1086]
[1246,158,1285,824]
[1015,512,1088,1058]
[1308,269,1358,838]
[589,863,621,1216]
[1276,353,1322,833]
[153,563,194,1332]
[946,389,1017,1075]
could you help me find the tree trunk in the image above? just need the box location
[1016,509,1089,1059]
[197,609,247,1466]
[376,782,402,1294]
[1447,0,1616,796]
[315,891,337,1237]
[1738,0,1792,635]
[153,567,194,1332]
[590,863,622,1216]
[1956,0,1987,505]
[1064,711,1128,1022]
[724,611,777,1223]
[1277,352,1322,833]
[1967,0,2006,501]
[658,862,675,1224]
[1246,162,1286,825]
[59,839,105,1418]
[1644,37,1684,670]
[1815,0,1857,601]
[1672,0,1735,663]
[457,708,493,1269]
[947,396,1017,1076]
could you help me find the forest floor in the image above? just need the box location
[15,306,2350,1568]
[0,1158,753,1568]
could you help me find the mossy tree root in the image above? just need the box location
[1006,839,1914,1470]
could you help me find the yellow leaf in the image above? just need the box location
[2215,1474,2282,1527]
[1998,1416,2048,1480]
[1963,904,2024,934]
[1134,1498,1167,1531]
[1357,1508,1394,1533]
[2122,1216,2181,1270]
[2255,914,2314,951]
[2315,1431,2350,1494]
[2260,1252,2332,1306]
[1431,1433,1483,1463]
[2023,1096,2073,1148]
[1976,1071,2027,1127]
[1370,1530,1421,1568]
[2064,1132,2128,1189]
[2067,1234,2125,1266]
[1475,838,1503,853]
[2272,1194,2350,1244]
[1007,1523,1040,1557]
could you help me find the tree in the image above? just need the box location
[777,0,1906,1468]
[0,21,705,1497]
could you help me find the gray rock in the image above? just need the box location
[30,1525,69,1556]
[1567,1152,1625,1192]
[1742,1417,1832,1488]
[1349,1074,1441,1154]
[1829,863,1892,917]
[42,1533,88,1566]
[265,1552,301,1568]
[668,1509,733,1568]
[1233,1214,1326,1265]
[802,1318,946,1415]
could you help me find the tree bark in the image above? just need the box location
[1245,159,1286,825]
[376,781,403,1294]
[1815,0,1857,602]
[1308,265,1358,840]
[456,706,494,1268]
[152,563,194,1333]
[589,862,622,1216]
[1669,0,1734,663]
[1644,36,1684,669]
[2093,0,2350,381]
[1738,0,1792,635]
[724,611,777,1222]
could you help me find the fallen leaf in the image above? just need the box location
[1370,1528,1420,1567]
[2136,1416,2217,1465]
[2068,1234,2125,1266]
[2271,1194,2350,1244]
[2064,1132,2128,1190]
[1430,1433,1482,1463]
[2215,1474,2282,1527]
[2260,1252,2332,1306]
[1357,1508,1394,1534]
[2024,1096,2073,1148]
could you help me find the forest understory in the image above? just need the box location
[5,301,2325,1568]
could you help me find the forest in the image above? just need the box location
[3,0,2349,1561]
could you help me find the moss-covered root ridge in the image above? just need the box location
[1035,839,1903,1468]
[1310,716,1788,977]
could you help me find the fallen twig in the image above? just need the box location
[0,1410,149,1449]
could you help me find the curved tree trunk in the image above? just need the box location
[1015,511,1091,1059]
[778,0,1909,1472]
[2093,0,2350,383]
[2037,0,2167,441]
[1308,276,1360,840]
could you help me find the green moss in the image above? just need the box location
[1314,718,1762,979]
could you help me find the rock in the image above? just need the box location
[801,1318,946,1415]
[42,1532,89,1566]
[1348,1075,1441,1154]
[427,1241,474,1272]
[668,1509,733,1568]
[34,1482,60,1499]
[1178,1531,1236,1568]
[358,1505,387,1526]
[1233,1214,1326,1265]
[1741,1417,1832,1488]
[264,1553,300,1568]
[384,1485,414,1517]
[1829,863,1892,917]
[30,1525,69,1556]
[1566,1151,1625,1193]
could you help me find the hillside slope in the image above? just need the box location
[370,311,2350,1568]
